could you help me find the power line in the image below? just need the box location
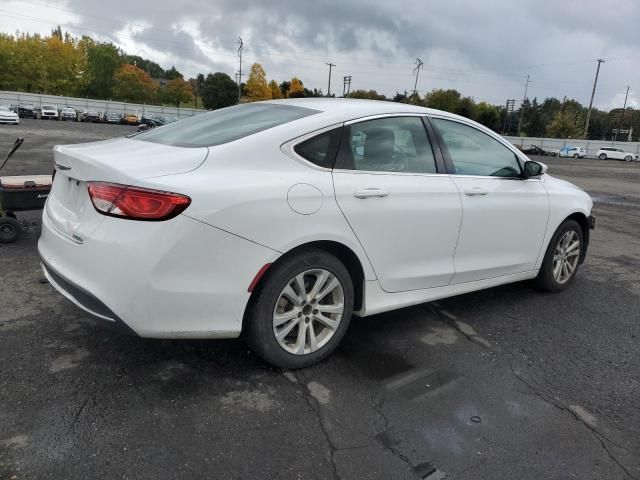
[343,75,352,97]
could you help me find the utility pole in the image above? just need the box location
[326,63,335,97]
[517,74,531,137]
[613,85,630,143]
[584,58,605,139]
[412,58,424,95]
[342,75,352,97]
[237,37,244,102]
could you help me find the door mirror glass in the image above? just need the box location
[524,160,547,177]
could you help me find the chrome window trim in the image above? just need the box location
[280,122,344,172]
[428,113,531,171]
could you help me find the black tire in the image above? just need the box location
[599,153,607,160]
[625,155,632,162]
[244,248,354,369]
[0,217,21,243]
[573,154,579,158]
[534,219,583,293]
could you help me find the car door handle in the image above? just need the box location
[464,188,489,196]
[354,188,390,199]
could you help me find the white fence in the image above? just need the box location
[505,136,640,157]
[0,90,207,119]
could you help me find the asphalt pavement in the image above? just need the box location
[0,120,638,479]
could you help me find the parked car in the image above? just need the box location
[124,113,139,125]
[597,147,639,162]
[104,111,122,124]
[559,146,586,158]
[60,107,77,121]
[40,104,59,120]
[137,115,178,132]
[39,100,595,368]
[82,110,101,123]
[0,105,19,124]
[14,104,37,119]
[522,145,551,156]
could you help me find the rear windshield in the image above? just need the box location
[133,103,319,148]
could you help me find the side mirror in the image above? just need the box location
[524,160,547,178]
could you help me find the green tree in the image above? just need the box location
[165,66,182,80]
[200,72,238,110]
[85,41,122,99]
[475,102,500,130]
[161,77,192,107]
[348,89,387,100]
[279,81,290,97]
[245,63,271,101]
[546,111,582,138]
[454,96,476,119]
[425,88,461,112]
[112,63,157,103]
[122,55,164,78]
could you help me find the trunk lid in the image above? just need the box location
[46,138,207,242]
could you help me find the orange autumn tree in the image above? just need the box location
[245,63,271,101]
[162,77,193,107]
[112,64,157,103]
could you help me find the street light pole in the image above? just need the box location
[584,58,605,139]
[517,74,531,137]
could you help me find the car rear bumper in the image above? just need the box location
[40,259,137,335]
[38,208,279,339]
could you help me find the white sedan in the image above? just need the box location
[0,106,19,124]
[39,99,595,368]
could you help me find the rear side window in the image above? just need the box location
[134,103,319,148]
[294,128,342,168]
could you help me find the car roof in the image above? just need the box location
[262,98,454,122]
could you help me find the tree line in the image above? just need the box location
[0,30,636,140]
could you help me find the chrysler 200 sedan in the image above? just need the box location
[39,99,594,368]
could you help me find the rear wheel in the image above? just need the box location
[573,154,579,158]
[0,217,21,243]
[244,249,354,369]
[535,219,583,292]
[599,153,607,160]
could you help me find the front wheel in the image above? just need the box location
[534,219,583,292]
[244,249,354,369]
[625,155,632,162]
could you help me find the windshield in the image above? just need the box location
[0,106,10,111]
[42,105,56,110]
[134,103,319,148]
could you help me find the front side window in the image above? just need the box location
[294,128,342,168]
[432,118,522,177]
[336,116,437,173]
[134,103,319,148]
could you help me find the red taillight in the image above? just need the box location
[87,182,190,221]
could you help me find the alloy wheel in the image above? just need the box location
[273,269,344,355]
[552,230,580,284]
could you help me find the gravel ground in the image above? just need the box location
[0,121,639,479]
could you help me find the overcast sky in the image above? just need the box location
[1,0,638,109]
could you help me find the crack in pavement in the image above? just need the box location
[437,308,636,480]
[505,357,636,480]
